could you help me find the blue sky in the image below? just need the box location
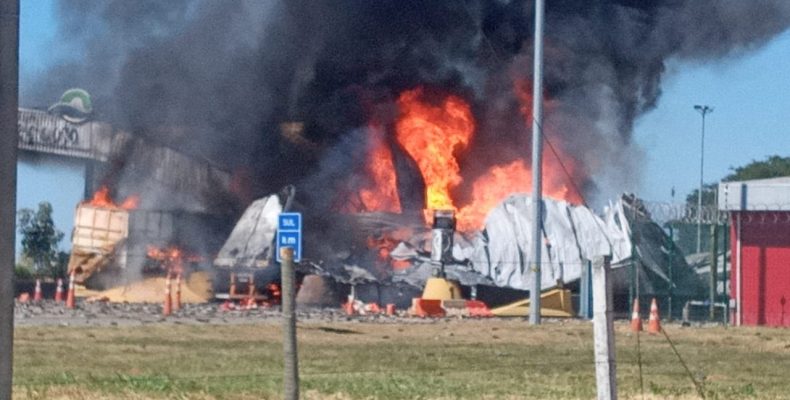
[16,1,790,252]
[635,30,790,202]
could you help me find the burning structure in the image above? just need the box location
[27,2,790,306]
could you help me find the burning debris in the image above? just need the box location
[38,1,788,310]
[67,184,231,292]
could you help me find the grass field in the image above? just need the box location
[11,319,790,399]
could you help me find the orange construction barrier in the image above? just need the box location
[54,278,64,302]
[163,274,172,316]
[33,279,43,302]
[630,298,642,332]
[410,298,446,318]
[647,298,661,334]
[466,300,494,317]
[17,293,30,303]
[173,273,182,312]
[220,300,234,312]
[65,272,76,309]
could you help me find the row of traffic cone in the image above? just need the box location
[19,275,77,309]
[630,298,662,334]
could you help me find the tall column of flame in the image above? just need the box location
[359,83,582,232]
[359,124,401,213]
[395,88,474,212]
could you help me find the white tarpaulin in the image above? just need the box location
[471,195,631,291]
[213,194,282,269]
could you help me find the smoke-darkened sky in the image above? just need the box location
[20,0,790,212]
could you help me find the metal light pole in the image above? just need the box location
[529,0,545,325]
[694,105,713,254]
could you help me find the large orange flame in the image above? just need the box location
[355,83,582,232]
[395,88,474,211]
[359,124,401,213]
[85,186,139,210]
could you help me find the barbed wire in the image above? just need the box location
[636,201,790,225]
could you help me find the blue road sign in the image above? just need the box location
[276,212,302,262]
[278,213,302,231]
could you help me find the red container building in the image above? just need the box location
[720,178,790,327]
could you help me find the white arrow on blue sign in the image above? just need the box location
[276,212,302,262]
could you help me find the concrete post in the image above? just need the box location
[593,256,616,400]
[0,2,19,398]
[280,247,299,400]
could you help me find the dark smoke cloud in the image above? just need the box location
[25,0,790,210]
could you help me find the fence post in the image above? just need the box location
[593,255,617,400]
[281,247,299,400]
[667,224,674,321]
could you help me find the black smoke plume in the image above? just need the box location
[25,0,790,212]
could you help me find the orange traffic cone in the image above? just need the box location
[65,272,76,309]
[630,298,642,332]
[33,278,43,302]
[229,273,237,297]
[647,298,661,334]
[246,275,257,310]
[163,274,172,317]
[386,304,396,316]
[173,273,182,312]
[54,278,64,302]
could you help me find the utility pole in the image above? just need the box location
[529,0,545,326]
[694,105,713,254]
[0,1,19,399]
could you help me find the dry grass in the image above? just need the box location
[11,319,790,399]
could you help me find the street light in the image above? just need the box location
[694,105,713,254]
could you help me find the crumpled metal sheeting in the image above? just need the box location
[472,195,628,292]
[391,261,495,288]
[214,194,282,268]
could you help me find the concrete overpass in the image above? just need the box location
[17,108,231,211]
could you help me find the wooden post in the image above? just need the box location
[280,247,299,400]
[593,256,617,400]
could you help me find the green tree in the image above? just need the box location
[686,155,790,206]
[17,202,65,277]
[723,155,790,182]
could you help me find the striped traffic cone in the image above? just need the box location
[33,278,43,302]
[229,273,237,297]
[245,275,257,310]
[65,272,76,309]
[173,273,182,312]
[630,298,643,332]
[163,274,172,317]
[54,278,64,302]
[647,298,661,334]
